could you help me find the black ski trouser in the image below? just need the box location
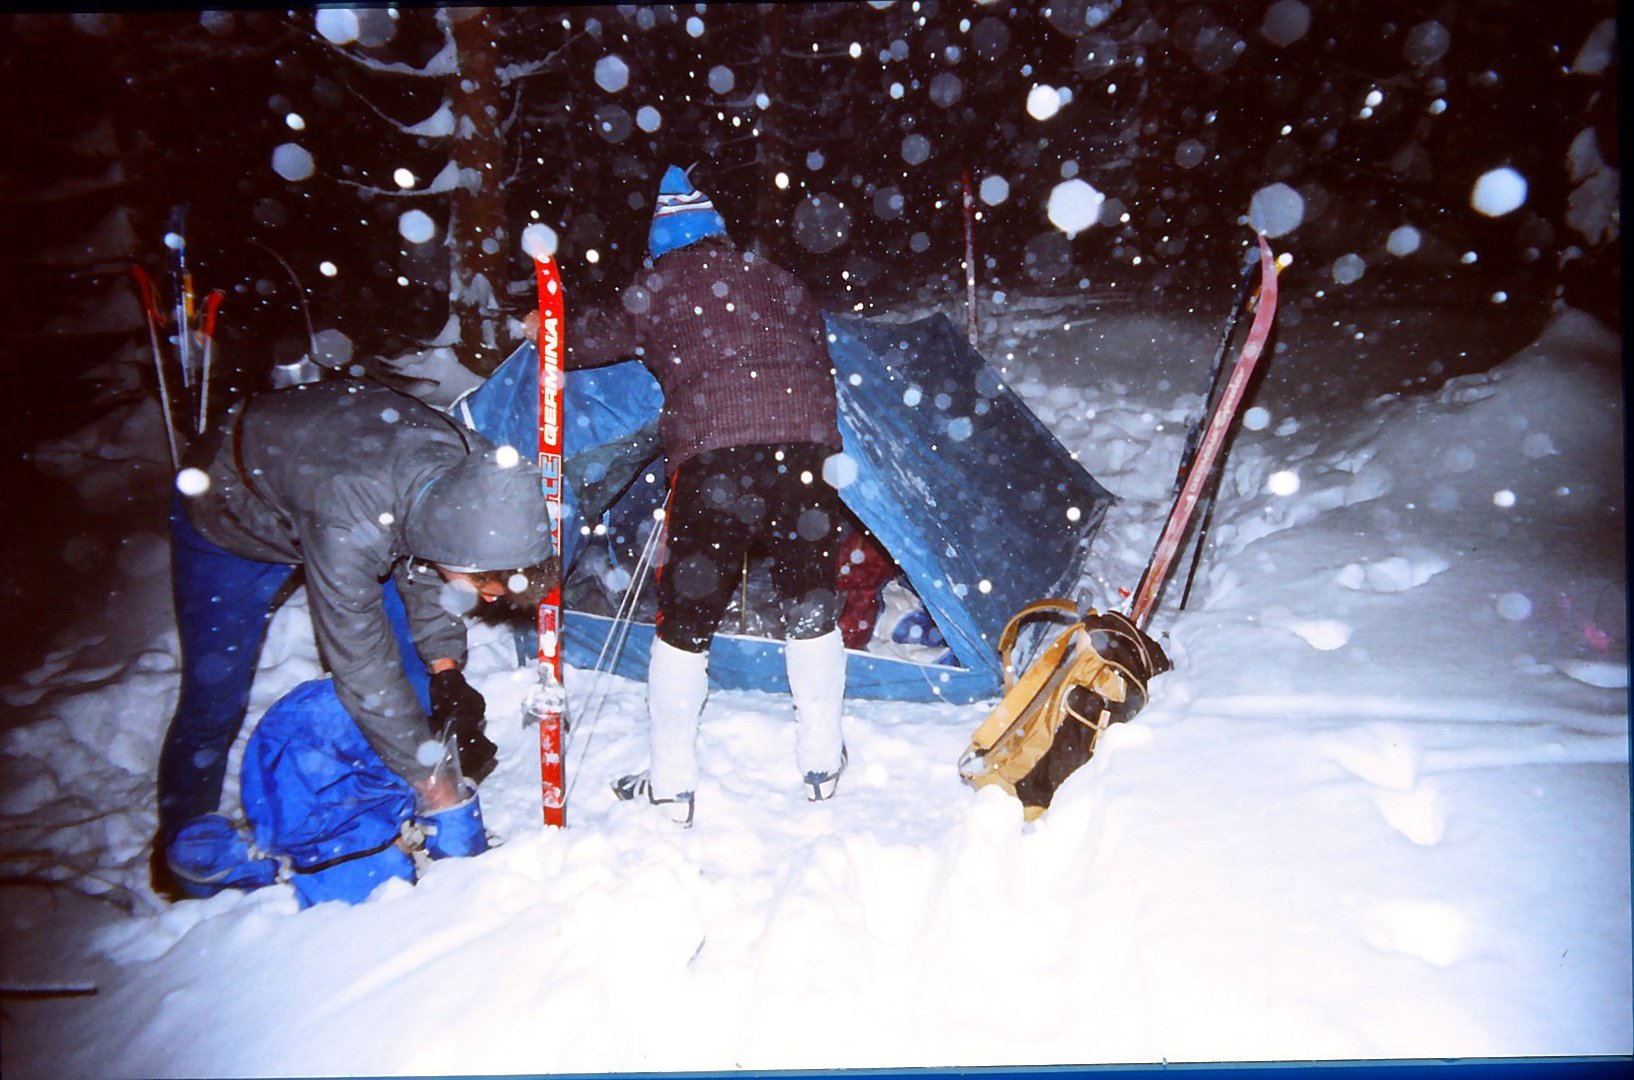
[655,442,844,653]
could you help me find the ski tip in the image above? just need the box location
[521,223,559,263]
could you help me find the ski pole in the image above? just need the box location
[962,171,979,348]
[165,204,194,390]
[196,289,224,436]
[250,240,319,367]
[1177,257,1287,611]
[1172,255,1260,496]
[1176,460,1228,611]
[129,265,181,470]
[563,491,670,811]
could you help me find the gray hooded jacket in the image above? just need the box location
[184,379,552,782]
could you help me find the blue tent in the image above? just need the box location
[459,312,1111,704]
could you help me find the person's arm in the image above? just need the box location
[392,561,500,787]
[391,560,468,674]
[525,300,644,370]
[301,522,443,794]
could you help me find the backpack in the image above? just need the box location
[958,601,1171,820]
[168,677,487,908]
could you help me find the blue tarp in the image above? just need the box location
[460,312,1111,703]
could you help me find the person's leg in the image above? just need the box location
[785,631,847,797]
[645,635,710,800]
[654,448,755,654]
[157,499,296,841]
[765,444,848,795]
[636,451,751,811]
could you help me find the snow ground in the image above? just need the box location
[1,287,1627,1076]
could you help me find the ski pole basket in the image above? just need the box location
[958,600,1170,820]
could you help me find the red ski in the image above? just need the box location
[1128,234,1280,629]
[527,233,568,828]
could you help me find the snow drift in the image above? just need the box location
[1,298,1626,1075]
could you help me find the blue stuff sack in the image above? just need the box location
[167,813,282,899]
[421,782,489,860]
[162,582,488,908]
[289,841,418,909]
[173,676,491,910]
[240,678,420,909]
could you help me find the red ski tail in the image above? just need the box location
[534,253,568,828]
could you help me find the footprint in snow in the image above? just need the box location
[1324,724,1446,846]
[1288,619,1352,651]
[1258,607,1353,651]
[1325,723,1419,791]
[1335,554,1450,593]
[1374,783,1447,846]
[1557,659,1629,689]
[1361,899,1475,967]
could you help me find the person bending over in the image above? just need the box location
[155,378,556,897]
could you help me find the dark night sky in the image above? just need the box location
[0,2,1620,429]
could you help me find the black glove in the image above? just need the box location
[428,669,498,784]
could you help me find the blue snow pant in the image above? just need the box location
[157,497,431,842]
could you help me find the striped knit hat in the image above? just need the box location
[648,164,727,259]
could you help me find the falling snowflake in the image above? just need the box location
[1471,168,1527,217]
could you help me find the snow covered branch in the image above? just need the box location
[313,8,458,78]
[318,36,459,78]
[494,29,589,85]
[339,82,456,140]
[331,161,476,198]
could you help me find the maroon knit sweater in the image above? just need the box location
[568,239,841,469]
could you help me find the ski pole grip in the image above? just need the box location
[128,264,160,320]
[201,290,224,340]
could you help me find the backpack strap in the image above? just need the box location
[963,599,1085,766]
[1080,610,1171,690]
[995,598,1081,692]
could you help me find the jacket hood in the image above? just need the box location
[403,445,554,571]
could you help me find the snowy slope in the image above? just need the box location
[1,295,1627,1075]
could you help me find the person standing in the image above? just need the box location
[565,164,850,826]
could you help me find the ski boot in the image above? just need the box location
[612,772,695,828]
[803,746,849,802]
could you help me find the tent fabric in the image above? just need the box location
[560,613,998,705]
[459,312,1112,703]
[820,313,1111,684]
[460,348,664,572]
